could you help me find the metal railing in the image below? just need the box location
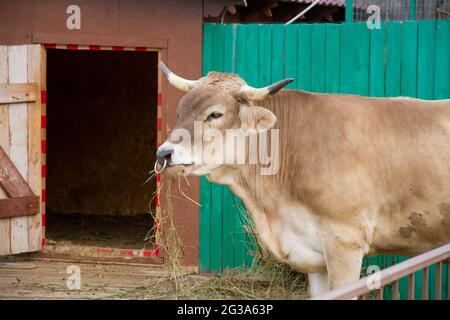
[315,243,450,300]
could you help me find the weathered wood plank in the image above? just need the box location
[0,196,39,219]
[27,44,42,252]
[0,147,34,198]
[0,83,38,104]
[8,45,29,254]
[0,45,11,255]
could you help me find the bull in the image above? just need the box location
[156,62,450,297]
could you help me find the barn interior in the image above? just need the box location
[45,49,158,252]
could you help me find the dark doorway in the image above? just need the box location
[46,49,158,253]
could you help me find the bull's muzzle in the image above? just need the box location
[156,147,173,166]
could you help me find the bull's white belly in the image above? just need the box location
[259,202,326,273]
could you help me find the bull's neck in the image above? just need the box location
[206,163,284,213]
[205,90,315,211]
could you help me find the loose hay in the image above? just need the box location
[147,166,308,300]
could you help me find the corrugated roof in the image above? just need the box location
[280,0,346,7]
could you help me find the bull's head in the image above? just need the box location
[156,62,293,176]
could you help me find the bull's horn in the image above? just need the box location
[240,78,294,101]
[159,61,199,92]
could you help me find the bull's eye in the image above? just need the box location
[206,112,223,121]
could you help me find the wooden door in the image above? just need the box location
[0,45,42,255]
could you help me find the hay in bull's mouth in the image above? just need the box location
[144,166,307,299]
[144,168,184,296]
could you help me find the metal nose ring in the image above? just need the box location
[154,158,167,174]
[153,159,167,174]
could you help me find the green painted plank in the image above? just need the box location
[252,23,274,266]
[345,0,353,23]
[223,25,236,74]
[211,24,225,73]
[428,263,437,299]
[235,25,247,79]
[395,257,410,299]
[353,23,370,96]
[385,22,401,97]
[242,24,259,268]
[259,24,272,87]
[221,26,236,270]
[325,24,341,93]
[311,24,326,93]
[233,197,248,269]
[443,264,449,300]
[244,25,260,86]
[409,0,416,20]
[199,24,214,272]
[434,20,450,100]
[209,24,225,273]
[285,25,298,89]
[199,177,212,272]
[222,186,235,269]
[339,23,355,94]
[272,24,285,82]
[297,24,312,90]
[417,20,436,100]
[401,21,418,98]
[230,40,270,271]
[210,181,224,273]
[233,24,250,268]
[380,255,395,299]
[245,216,255,268]
[369,21,385,97]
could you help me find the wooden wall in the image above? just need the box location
[201,21,449,298]
[0,45,42,255]
[0,0,204,266]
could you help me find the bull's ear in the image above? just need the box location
[239,106,277,131]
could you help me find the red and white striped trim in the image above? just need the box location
[96,245,160,257]
[44,44,157,52]
[41,90,47,247]
[42,43,162,257]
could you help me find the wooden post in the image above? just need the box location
[345,0,353,23]
[409,0,416,20]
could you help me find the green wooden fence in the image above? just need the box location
[201,21,450,299]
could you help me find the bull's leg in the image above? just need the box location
[308,272,329,297]
[322,240,364,293]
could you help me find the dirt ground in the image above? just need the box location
[0,256,308,300]
[0,257,182,300]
